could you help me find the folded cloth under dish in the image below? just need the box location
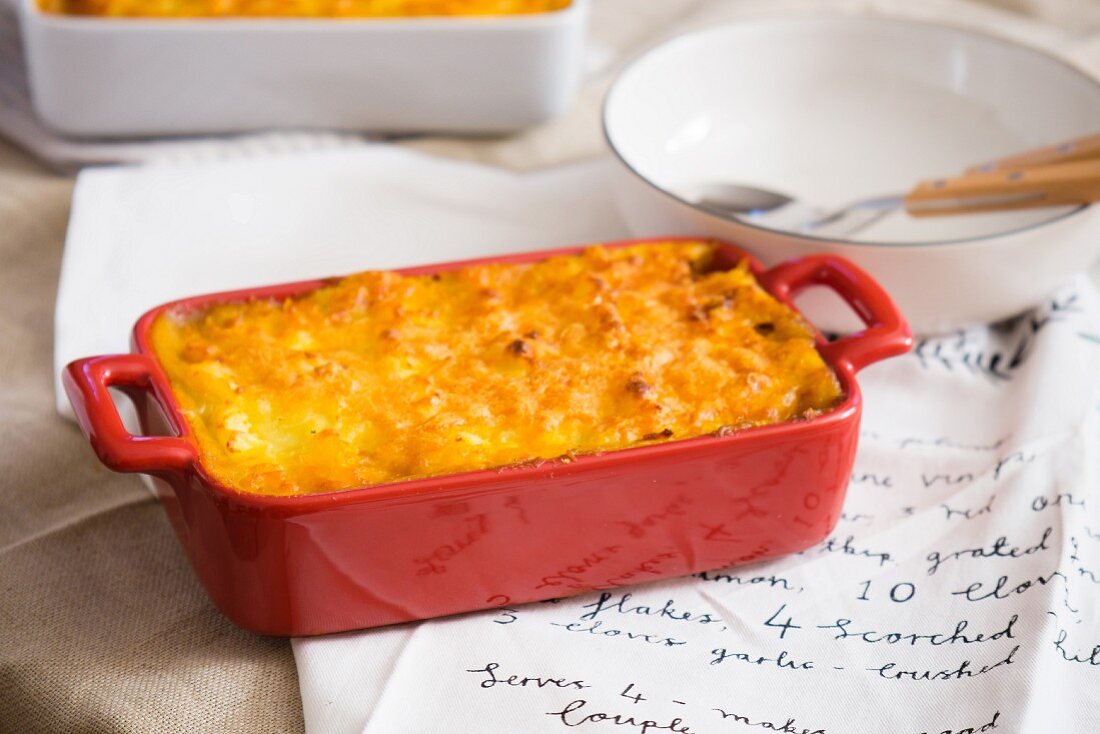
[54,142,1100,733]
[293,279,1100,733]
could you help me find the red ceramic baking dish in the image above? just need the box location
[64,238,911,636]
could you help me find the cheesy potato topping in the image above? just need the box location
[149,242,842,496]
[38,0,569,17]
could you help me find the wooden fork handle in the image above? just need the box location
[966,132,1100,173]
[904,160,1100,217]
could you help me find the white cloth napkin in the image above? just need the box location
[54,146,1100,733]
[294,282,1100,733]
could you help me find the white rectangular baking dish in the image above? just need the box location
[17,0,588,137]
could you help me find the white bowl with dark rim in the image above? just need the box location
[603,16,1100,334]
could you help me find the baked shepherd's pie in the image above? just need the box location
[38,0,570,17]
[149,241,842,495]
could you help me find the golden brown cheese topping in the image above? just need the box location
[38,0,569,17]
[149,242,843,496]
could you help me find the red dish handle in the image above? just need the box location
[757,256,913,375]
[63,354,197,475]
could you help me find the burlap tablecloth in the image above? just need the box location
[2,1,1098,731]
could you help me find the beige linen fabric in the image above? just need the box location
[0,139,304,733]
[0,0,1097,731]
